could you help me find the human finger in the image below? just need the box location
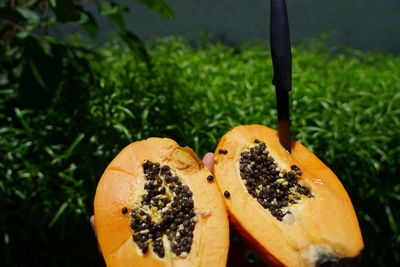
[202,152,214,172]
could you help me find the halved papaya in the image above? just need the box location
[94,138,229,266]
[214,125,363,267]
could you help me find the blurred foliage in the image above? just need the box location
[0,0,173,109]
[0,0,174,265]
[1,35,400,266]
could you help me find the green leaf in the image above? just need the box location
[98,2,129,31]
[48,202,68,227]
[110,13,126,31]
[72,6,98,37]
[385,205,399,236]
[99,1,129,16]
[114,105,136,119]
[120,31,152,68]
[16,31,31,40]
[49,0,57,8]
[16,7,40,23]
[135,0,174,19]
[81,13,98,37]
[64,133,85,159]
[76,11,89,25]
[112,120,132,140]
[29,60,47,89]
[14,189,26,199]
[40,35,65,46]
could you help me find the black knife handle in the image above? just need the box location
[270,0,292,92]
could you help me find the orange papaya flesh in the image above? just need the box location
[214,125,364,267]
[94,138,229,267]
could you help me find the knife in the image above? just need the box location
[270,0,292,153]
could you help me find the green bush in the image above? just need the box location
[1,36,399,266]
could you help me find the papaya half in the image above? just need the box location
[214,125,364,267]
[94,138,229,266]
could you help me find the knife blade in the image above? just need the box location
[270,0,292,153]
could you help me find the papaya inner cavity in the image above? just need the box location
[239,139,313,221]
[130,160,196,258]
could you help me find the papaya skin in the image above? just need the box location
[94,138,229,267]
[214,125,364,267]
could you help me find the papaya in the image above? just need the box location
[214,125,364,267]
[94,138,229,266]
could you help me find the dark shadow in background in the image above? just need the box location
[54,0,400,54]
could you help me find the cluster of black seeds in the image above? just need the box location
[239,139,313,221]
[130,161,196,258]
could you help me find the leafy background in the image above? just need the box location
[1,1,399,266]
